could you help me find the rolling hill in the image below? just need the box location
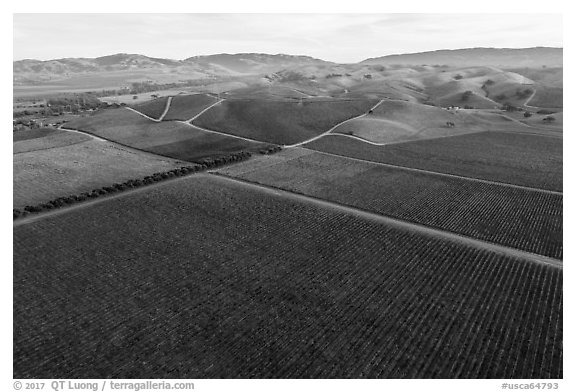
[362,47,562,68]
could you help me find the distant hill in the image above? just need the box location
[13,53,331,84]
[13,48,563,92]
[184,53,331,74]
[361,47,563,68]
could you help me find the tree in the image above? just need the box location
[524,111,533,118]
[454,74,463,80]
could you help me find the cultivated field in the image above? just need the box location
[306,131,562,192]
[162,94,218,121]
[192,99,379,145]
[14,174,562,379]
[13,55,564,380]
[331,100,497,144]
[130,96,169,119]
[218,150,562,259]
[13,128,91,154]
[13,137,186,208]
[65,108,269,161]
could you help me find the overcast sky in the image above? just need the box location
[13,13,563,63]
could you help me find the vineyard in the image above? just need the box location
[14,174,562,378]
[64,108,270,162]
[219,151,563,259]
[129,96,170,119]
[306,131,563,192]
[14,127,91,153]
[162,94,218,121]
[192,99,379,145]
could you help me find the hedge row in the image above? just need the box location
[259,146,283,155]
[13,150,255,220]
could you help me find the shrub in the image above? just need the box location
[49,199,62,207]
[537,109,556,115]
[13,209,22,219]
[524,111,533,118]
[24,205,42,213]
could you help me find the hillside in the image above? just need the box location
[362,47,563,68]
[13,52,331,85]
[184,53,331,74]
[14,47,562,88]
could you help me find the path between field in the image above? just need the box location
[58,125,108,142]
[285,99,385,148]
[13,172,562,268]
[211,174,562,268]
[324,129,487,147]
[178,121,268,145]
[304,148,562,196]
[124,106,162,122]
[58,125,186,163]
[158,96,173,121]
[185,98,224,122]
[524,88,538,108]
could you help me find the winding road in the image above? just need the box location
[286,99,385,148]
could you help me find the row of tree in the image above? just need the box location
[14,147,283,220]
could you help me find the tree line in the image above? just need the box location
[14,147,283,220]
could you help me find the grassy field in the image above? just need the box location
[192,99,379,145]
[130,96,169,119]
[13,138,187,208]
[306,131,562,192]
[528,86,563,109]
[162,94,218,121]
[65,108,269,162]
[219,151,562,259]
[331,100,501,144]
[14,128,91,154]
[14,174,562,378]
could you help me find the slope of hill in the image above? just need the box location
[192,99,378,145]
[184,53,331,74]
[362,47,563,68]
[13,53,331,85]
